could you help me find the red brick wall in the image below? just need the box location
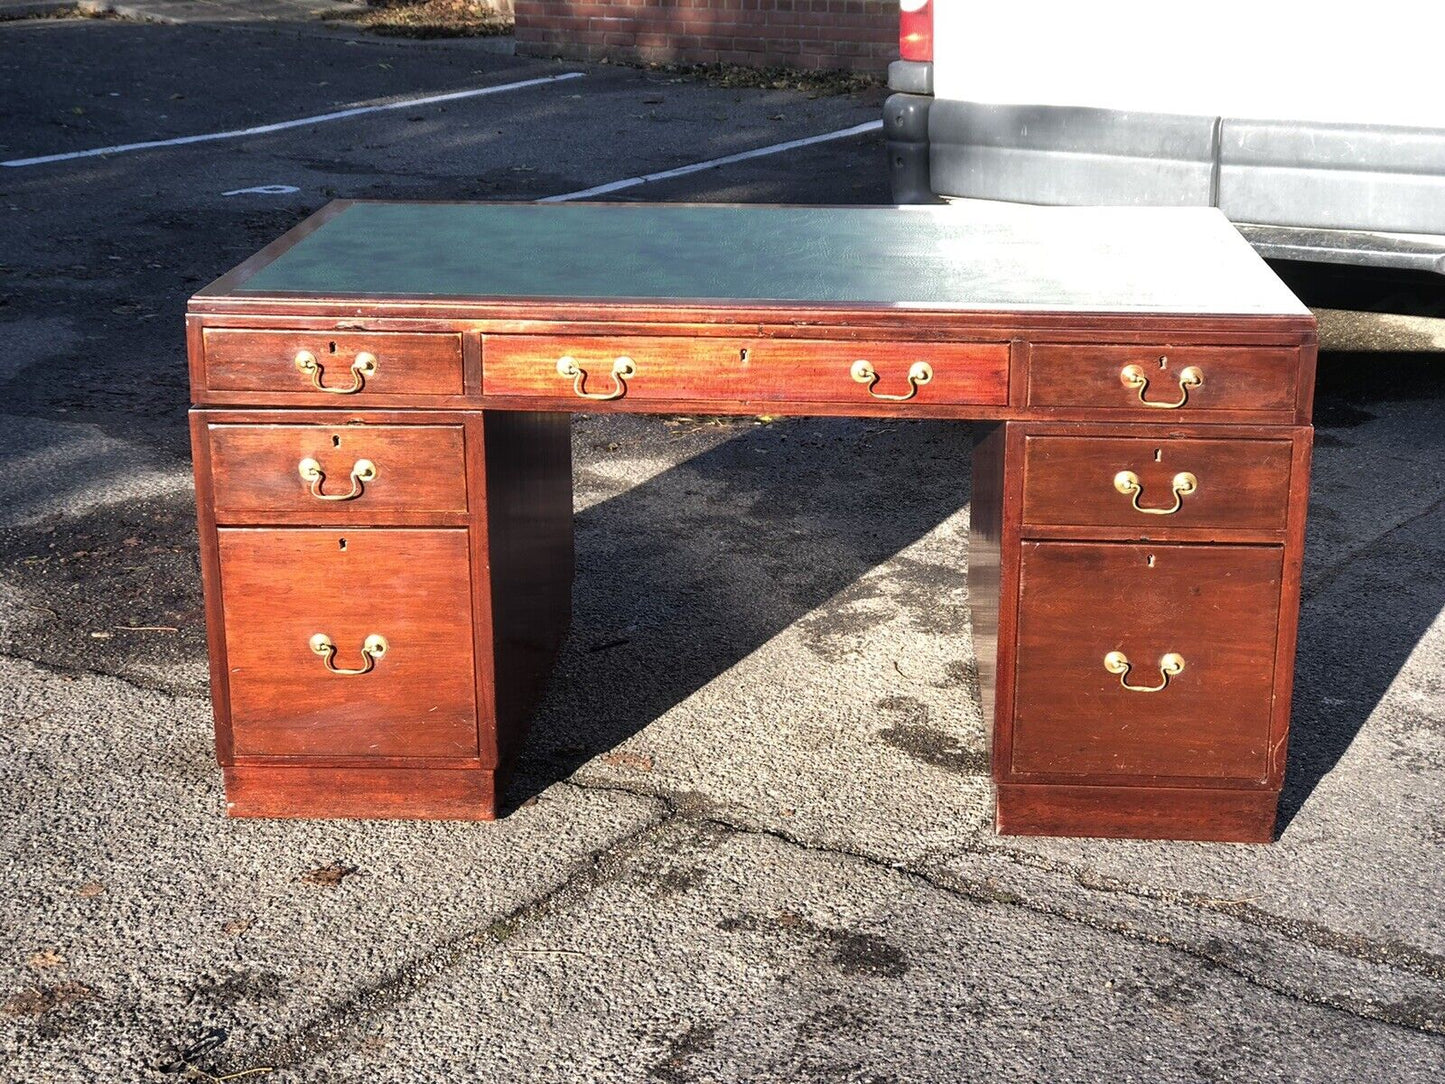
[514,1,900,74]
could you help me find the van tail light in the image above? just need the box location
[900,0,933,62]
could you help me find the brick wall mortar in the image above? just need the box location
[514,0,898,73]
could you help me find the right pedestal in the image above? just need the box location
[970,421,1313,842]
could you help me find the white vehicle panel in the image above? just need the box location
[932,2,1445,128]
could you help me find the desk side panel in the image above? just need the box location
[481,411,575,781]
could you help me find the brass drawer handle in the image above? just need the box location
[1119,362,1203,408]
[294,349,377,394]
[1112,470,1197,515]
[851,359,932,402]
[556,355,635,401]
[309,633,388,675]
[1103,650,1185,693]
[297,457,376,502]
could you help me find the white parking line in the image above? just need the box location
[539,119,885,202]
[1,72,585,169]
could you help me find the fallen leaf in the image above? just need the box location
[76,881,105,898]
[27,949,64,970]
[300,862,359,888]
[222,919,255,937]
[599,750,654,772]
[2,982,94,1018]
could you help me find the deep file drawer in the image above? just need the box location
[217,528,479,759]
[1009,540,1284,782]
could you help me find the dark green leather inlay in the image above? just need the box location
[235,202,1306,315]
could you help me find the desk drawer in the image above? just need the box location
[219,528,478,758]
[483,336,1009,407]
[1021,434,1294,531]
[207,422,468,523]
[1028,344,1299,415]
[204,330,463,397]
[1011,541,1283,782]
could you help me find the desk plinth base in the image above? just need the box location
[223,765,500,821]
[996,783,1278,843]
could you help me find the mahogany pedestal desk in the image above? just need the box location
[187,202,1316,842]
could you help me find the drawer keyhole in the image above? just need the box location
[328,341,338,354]
[338,538,347,551]
[332,435,342,448]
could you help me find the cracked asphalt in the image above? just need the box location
[1,11,1444,1083]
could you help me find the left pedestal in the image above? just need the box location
[191,408,574,820]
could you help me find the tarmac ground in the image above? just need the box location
[1,8,1443,1082]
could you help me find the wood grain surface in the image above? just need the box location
[482,334,1010,406]
[1010,541,1283,782]
[996,783,1277,842]
[218,528,479,758]
[203,329,463,397]
[1027,344,1301,419]
[1020,433,1295,532]
[224,765,496,820]
[208,422,468,522]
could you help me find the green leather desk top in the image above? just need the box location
[222,201,1309,316]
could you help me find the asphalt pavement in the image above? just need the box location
[1,9,1443,1083]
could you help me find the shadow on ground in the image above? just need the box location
[507,414,975,806]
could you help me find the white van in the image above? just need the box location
[885,1,1445,279]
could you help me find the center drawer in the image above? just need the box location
[218,528,479,759]
[1011,541,1283,782]
[482,335,1009,407]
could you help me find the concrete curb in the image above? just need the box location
[73,0,367,25]
[57,0,516,52]
[0,0,74,18]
